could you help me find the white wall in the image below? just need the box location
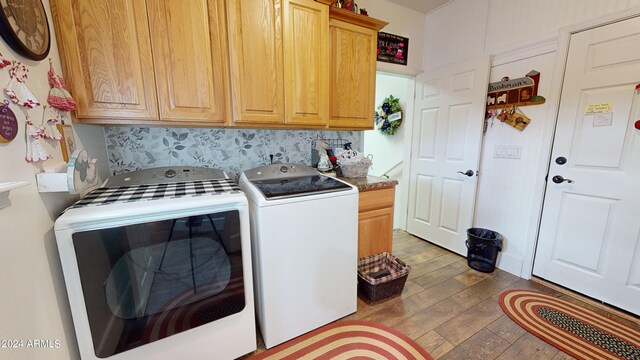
[423,0,640,277]
[364,71,415,229]
[423,0,489,71]
[0,1,107,359]
[425,0,640,71]
[485,0,640,53]
[358,0,425,75]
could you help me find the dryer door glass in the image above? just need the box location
[72,210,245,358]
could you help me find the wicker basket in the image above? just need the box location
[357,252,411,303]
[340,164,370,178]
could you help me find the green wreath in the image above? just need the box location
[374,95,402,135]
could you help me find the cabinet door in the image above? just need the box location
[51,0,158,121]
[227,0,285,124]
[358,207,394,258]
[327,19,377,129]
[283,0,328,126]
[358,187,395,258]
[148,0,229,122]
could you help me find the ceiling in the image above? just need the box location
[387,0,451,14]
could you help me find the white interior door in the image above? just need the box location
[533,16,640,315]
[406,56,490,256]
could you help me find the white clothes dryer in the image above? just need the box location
[55,167,256,360]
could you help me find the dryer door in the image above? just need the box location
[72,210,245,358]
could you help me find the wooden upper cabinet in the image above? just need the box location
[147,0,229,123]
[51,0,158,121]
[52,0,382,128]
[227,0,285,124]
[283,0,328,126]
[327,8,387,129]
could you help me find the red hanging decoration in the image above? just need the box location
[47,59,77,112]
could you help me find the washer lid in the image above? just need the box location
[105,166,227,187]
[250,174,351,200]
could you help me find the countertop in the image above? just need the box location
[338,175,398,192]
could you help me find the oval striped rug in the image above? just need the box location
[249,320,433,360]
[499,290,640,360]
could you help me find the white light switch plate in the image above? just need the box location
[493,145,522,159]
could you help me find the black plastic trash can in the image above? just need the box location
[465,228,503,273]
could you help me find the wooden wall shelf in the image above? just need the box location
[329,7,388,30]
[486,98,546,110]
[0,181,27,209]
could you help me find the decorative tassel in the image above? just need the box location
[43,119,62,141]
[0,52,11,69]
[47,59,77,111]
[25,120,50,163]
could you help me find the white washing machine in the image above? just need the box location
[239,164,358,348]
[55,167,256,360]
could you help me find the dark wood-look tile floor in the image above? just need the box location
[243,230,640,359]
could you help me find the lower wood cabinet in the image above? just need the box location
[358,186,395,258]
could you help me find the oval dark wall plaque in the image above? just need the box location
[0,102,18,143]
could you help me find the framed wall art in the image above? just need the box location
[377,32,408,66]
[57,124,75,162]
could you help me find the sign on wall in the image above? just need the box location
[486,70,545,109]
[377,32,408,66]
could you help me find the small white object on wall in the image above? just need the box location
[0,181,28,209]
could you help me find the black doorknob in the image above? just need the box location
[552,175,573,184]
[457,170,474,177]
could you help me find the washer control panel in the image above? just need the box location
[243,164,317,181]
[105,166,227,187]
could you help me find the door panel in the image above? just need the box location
[148,0,228,122]
[629,236,640,290]
[533,16,640,315]
[52,0,158,120]
[327,19,377,128]
[414,175,434,223]
[227,0,285,124]
[283,0,328,125]
[551,193,616,273]
[418,109,438,159]
[439,178,462,233]
[445,104,472,161]
[573,86,633,168]
[407,56,490,256]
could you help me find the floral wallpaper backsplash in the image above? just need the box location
[104,127,362,179]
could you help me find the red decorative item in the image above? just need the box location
[635,120,640,130]
[47,59,77,112]
[635,83,640,90]
[0,52,11,69]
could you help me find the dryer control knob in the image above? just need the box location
[280,166,288,173]
[164,169,177,178]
